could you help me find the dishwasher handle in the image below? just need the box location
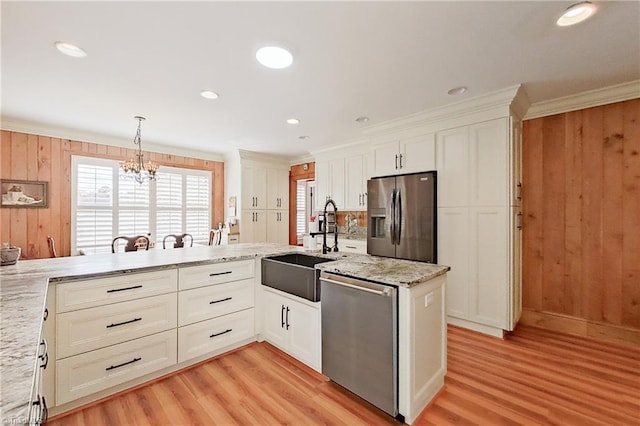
[320,276,393,297]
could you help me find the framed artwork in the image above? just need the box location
[1,180,49,208]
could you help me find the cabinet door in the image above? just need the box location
[469,118,508,207]
[437,207,469,320]
[286,297,321,371]
[400,133,435,174]
[436,127,469,207]
[267,168,289,210]
[468,206,508,329]
[371,140,399,177]
[315,159,329,211]
[510,116,523,207]
[328,158,345,208]
[266,211,289,244]
[241,210,266,243]
[345,155,364,210]
[509,206,522,331]
[241,165,267,209]
[261,289,287,348]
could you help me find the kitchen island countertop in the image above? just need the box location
[0,243,448,422]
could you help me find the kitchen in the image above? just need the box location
[2,2,640,425]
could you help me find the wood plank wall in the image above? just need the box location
[522,98,640,334]
[0,130,224,259]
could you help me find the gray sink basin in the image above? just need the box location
[261,254,334,302]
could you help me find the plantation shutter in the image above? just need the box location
[75,163,114,255]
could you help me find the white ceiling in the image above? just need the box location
[2,1,639,159]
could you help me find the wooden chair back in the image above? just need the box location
[209,229,222,246]
[162,233,193,249]
[112,235,150,253]
[47,235,57,258]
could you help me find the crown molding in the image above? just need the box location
[0,116,226,162]
[309,136,370,156]
[361,84,525,136]
[524,80,640,120]
[237,149,293,166]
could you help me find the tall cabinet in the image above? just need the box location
[437,116,522,336]
[227,151,290,244]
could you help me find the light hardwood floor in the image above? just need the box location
[47,325,640,426]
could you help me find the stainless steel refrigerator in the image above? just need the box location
[367,171,437,263]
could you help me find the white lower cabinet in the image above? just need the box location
[266,210,289,244]
[178,278,254,326]
[178,308,254,363]
[56,330,177,405]
[57,293,177,359]
[337,237,367,254]
[261,287,321,372]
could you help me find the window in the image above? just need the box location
[72,156,211,254]
[295,180,315,245]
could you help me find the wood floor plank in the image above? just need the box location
[47,325,640,426]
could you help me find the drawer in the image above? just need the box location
[56,329,177,405]
[178,308,254,363]
[178,259,254,290]
[227,234,240,244]
[338,238,367,254]
[178,278,254,326]
[57,293,177,359]
[57,269,178,313]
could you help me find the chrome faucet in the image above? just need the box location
[322,199,338,254]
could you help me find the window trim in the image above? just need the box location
[71,156,212,254]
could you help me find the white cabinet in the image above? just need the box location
[261,287,321,372]
[266,210,289,245]
[267,168,289,210]
[241,209,267,243]
[314,158,345,211]
[241,165,267,209]
[371,133,435,177]
[345,154,368,210]
[337,237,367,254]
[436,117,520,335]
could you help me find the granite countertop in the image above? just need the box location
[0,243,448,421]
[316,254,449,287]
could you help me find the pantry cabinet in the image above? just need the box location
[261,287,321,372]
[436,116,521,335]
[266,210,289,245]
[241,210,267,243]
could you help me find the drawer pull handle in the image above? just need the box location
[345,245,357,249]
[210,328,232,338]
[209,271,232,277]
[107,285,143,293]
[106,357,142,371]
[210,297,232,304]
[43,308,49,321]
[106,317,142,328]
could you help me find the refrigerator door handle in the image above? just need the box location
[396,190,402,244]
[390,189,396,245]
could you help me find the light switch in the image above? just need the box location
[425,292,434,307]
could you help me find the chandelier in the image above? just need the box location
[120,116,158,184]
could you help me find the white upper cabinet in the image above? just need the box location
[241,165,267,209]
[436,127,469,208]
[314,157,345,211]
[266,168,289,210]
[345,154,368,211]
[371,133,435,177]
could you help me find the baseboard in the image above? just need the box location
[519,309,640,346]
[447,316,505,338]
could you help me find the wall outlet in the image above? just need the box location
[425,292,435,307]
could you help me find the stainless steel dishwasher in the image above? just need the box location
[320,271,398,418]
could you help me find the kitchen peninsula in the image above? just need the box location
[0,244,448,425]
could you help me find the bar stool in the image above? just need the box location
[163,233,193,249]
[112,235,150,253]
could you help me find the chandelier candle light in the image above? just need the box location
[120,116,158,184]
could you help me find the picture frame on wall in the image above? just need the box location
[0,179,49,208]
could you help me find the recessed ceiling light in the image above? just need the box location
[54,41,87,58]
[200,90,219,100]
[447,86,468,95]
[355,116,370,123]
[298,135,310,140]
[286,118,300,125]
[256,46,293,69]
[557,2,597,26]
